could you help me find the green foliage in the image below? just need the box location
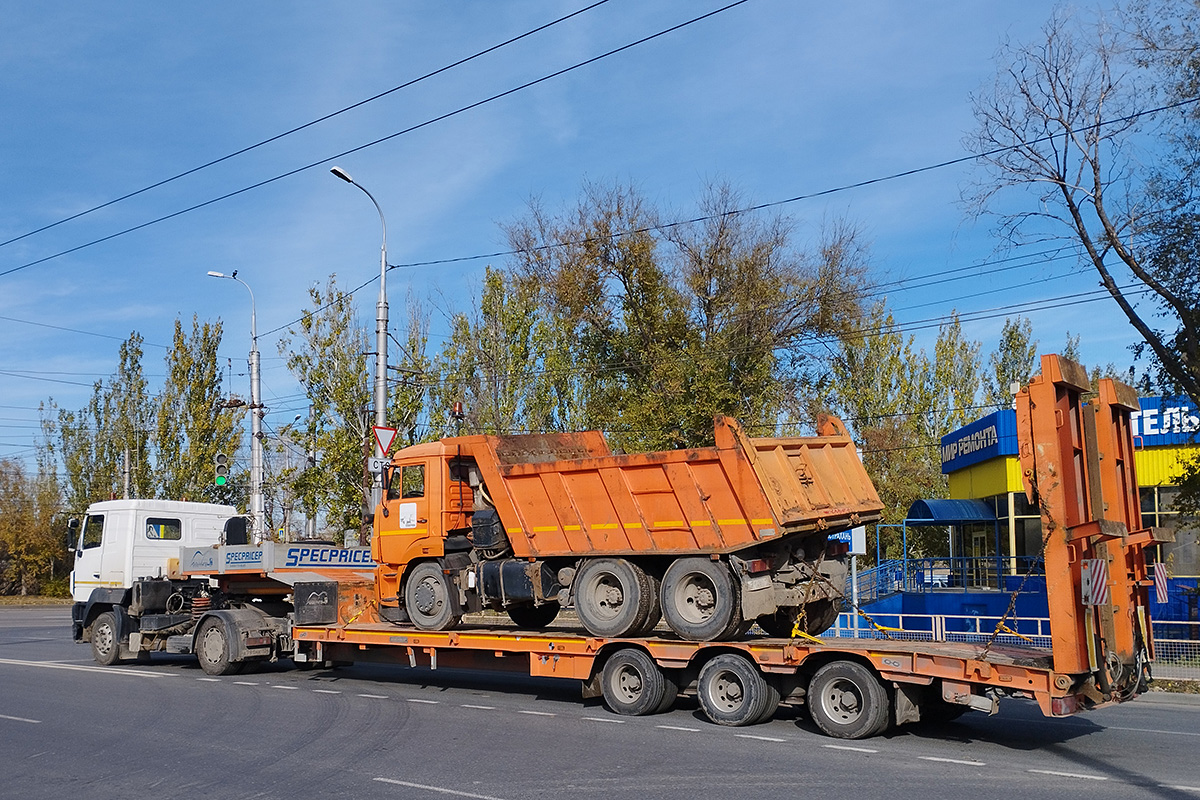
[156,317,242,503]
[829,305,983,560]
[431,266,579,437]
[280,277,372,535]
[984,316,1037,409]
[501,180,870,451]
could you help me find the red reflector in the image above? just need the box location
[1051,695,1080,716]
[746,559,771,574]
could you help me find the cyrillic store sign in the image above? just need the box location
[940,410,1018,473]
[941,396,1198,474]
[1131,397,1199,446]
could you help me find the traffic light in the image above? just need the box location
[214,453,229,487]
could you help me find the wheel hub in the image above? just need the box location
[414,579,441,615]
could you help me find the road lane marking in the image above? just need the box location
[517,710,555,716]
[407,698,439,704]
[656,725,700,732]
[358,694,388,699]
[374,777,506,800]
[736,734,785,742]
[271,685,298,690]
[313,689,341,694]
[1105,725,1200,737]
[1028,769,1107,781]
[233,681,259,686]
[822,744,878,753]
[0,658,170,678]
[0,713,40,723]
[1161,785,1200,793]
[919,756,985,766]
[582,716,625,723]
[197,678,220,682]
[461,704,495,710]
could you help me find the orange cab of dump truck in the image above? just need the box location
[372,417,883,642]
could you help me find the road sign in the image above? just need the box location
[373,426,398,454]
[367,457,390,474]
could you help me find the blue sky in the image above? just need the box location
[0,0,1137,465]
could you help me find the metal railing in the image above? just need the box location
[823,612,1200,681]
[848,556,1044,602]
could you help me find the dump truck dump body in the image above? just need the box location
[472,416,882,557]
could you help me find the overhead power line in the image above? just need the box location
[0,0,614,252]
[0,0,752,280]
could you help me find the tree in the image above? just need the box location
[431,267,574,437]
[503,180,871,451]
[108,333,154,498]
[156,317,242,503]
[983,316,1039,409]
[0,457,63,595]
[42,332,155,512]
[967,3,1199,405]
[830,306,983,559]
[280,277,372,537]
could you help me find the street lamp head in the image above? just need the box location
[207,270,226,278]
[330,166,354,184]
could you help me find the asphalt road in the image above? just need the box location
[3,605,1199,800]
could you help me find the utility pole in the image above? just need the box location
[330,166,388,515]
[208,270,266,543]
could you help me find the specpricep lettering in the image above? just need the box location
[285,547,373,568]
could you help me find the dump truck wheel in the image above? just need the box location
[697,653,780,726]
[404,562,462,631]
[633,572,663,636]
[807,660,890,739]
[760,600,840,638]
[507,601,560,629]
[575,558,654,638]
[601,647,678,716]
[90,611,121,666]
[661,557,742,642]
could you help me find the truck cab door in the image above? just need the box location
[70,513,107,602]
[375,460,439,569]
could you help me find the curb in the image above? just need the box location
[1138,691,1200,707]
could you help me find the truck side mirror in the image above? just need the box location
[381,464,393,495]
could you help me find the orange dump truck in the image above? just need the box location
[372,416,883,641]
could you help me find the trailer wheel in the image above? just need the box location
[90,611,121,666]
[661,557,742,642]
[807,660,890,739]
[575,558,654,638]
[697,653,780,726]
[601,647,678,716]
[196,617,242,676]
[404,562,462,631]
[507,601,560,629]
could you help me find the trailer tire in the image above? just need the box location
[404,561,462,631]
[90,611,122,666]
[601,647,678,716]
[661,558,742,642]
[807,660,890,739]
[697,653,780,726]
[507,601,560,629]
[575,558,654,638]
[196,617,242,676]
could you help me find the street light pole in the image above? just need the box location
[208,270,265,543]
[330,166,388,513]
